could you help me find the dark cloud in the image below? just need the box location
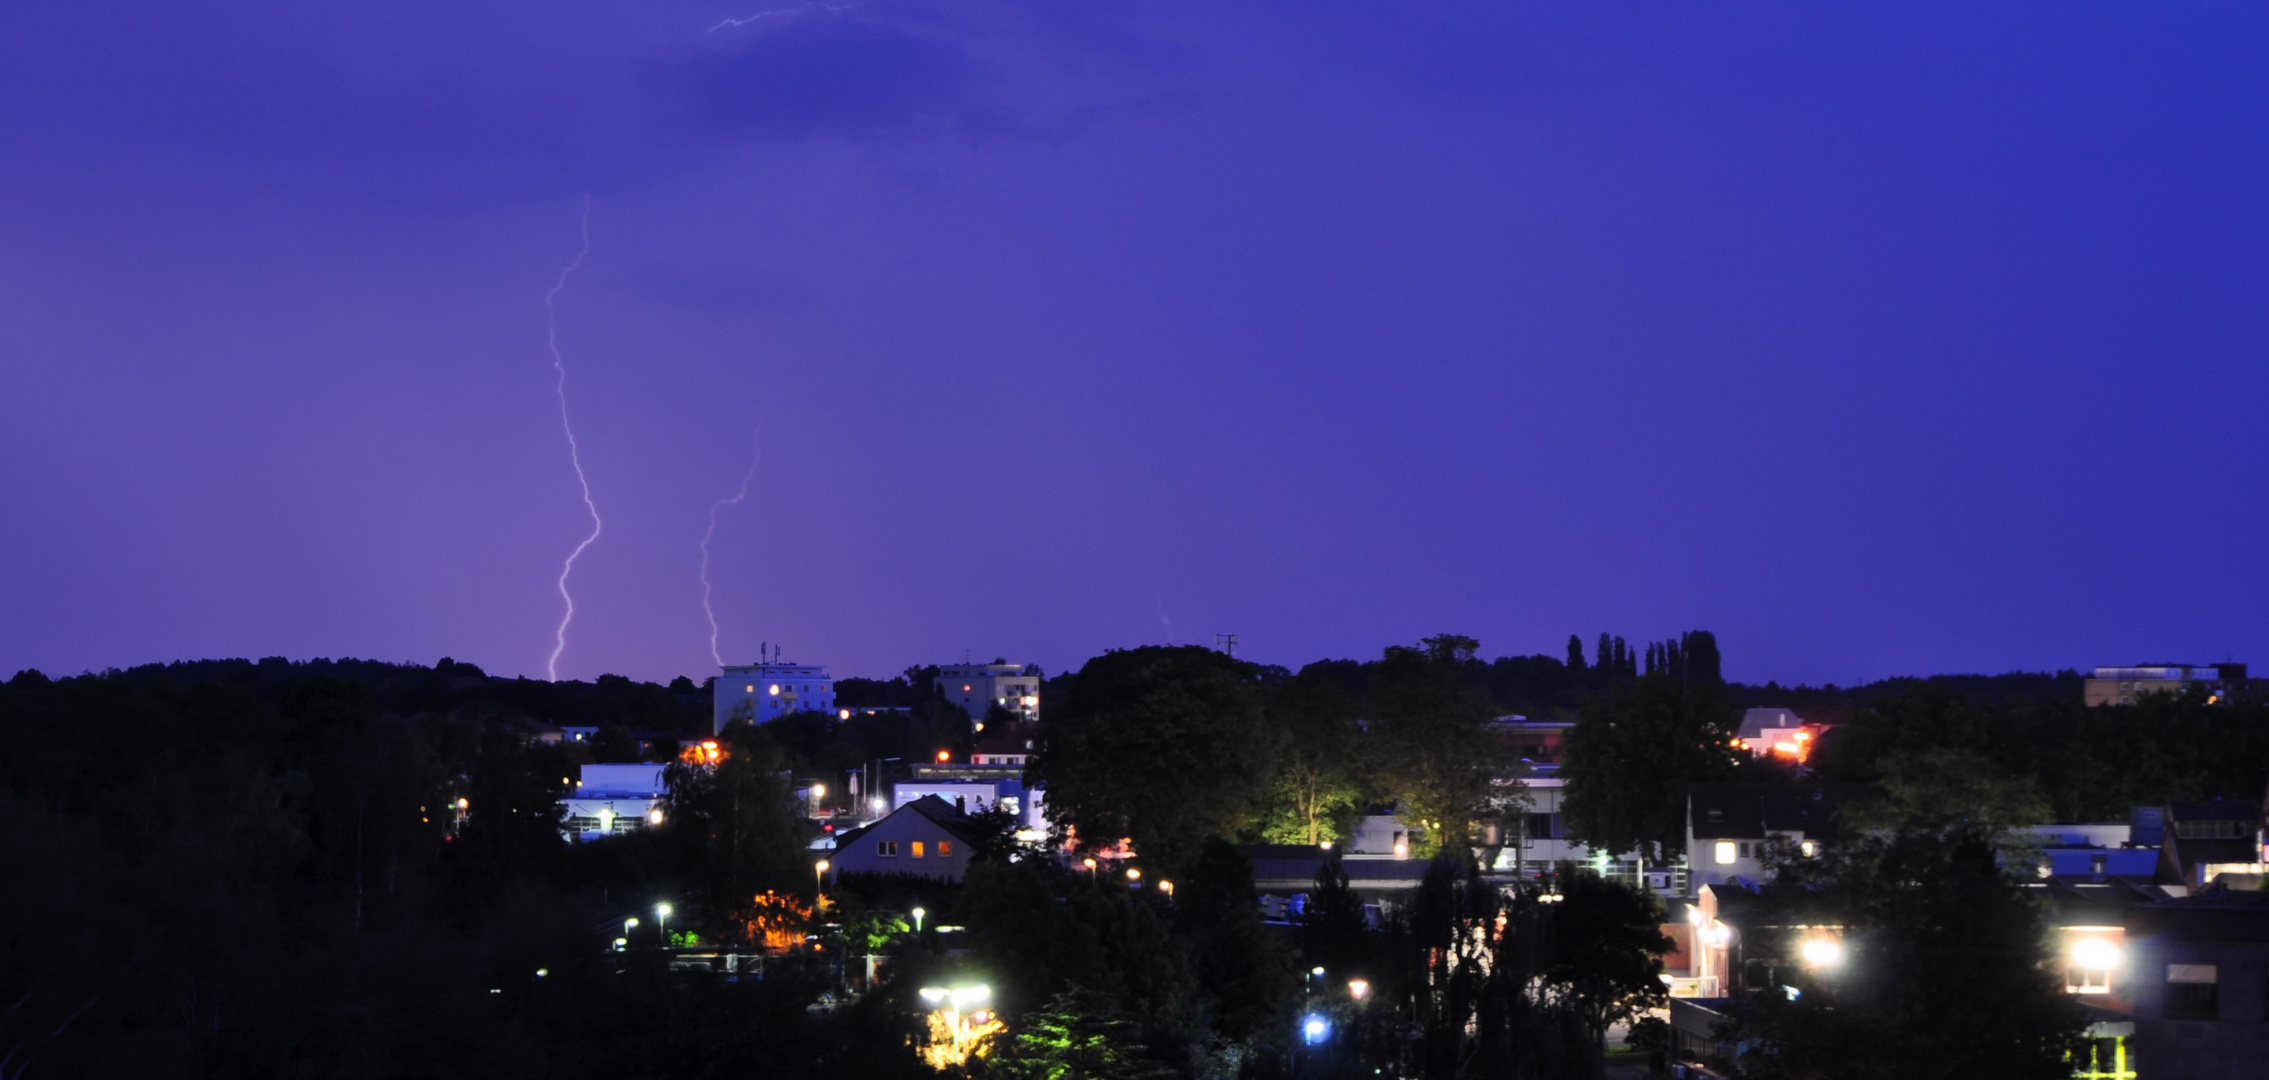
[643,19,979,140]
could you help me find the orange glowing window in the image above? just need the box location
[939,841,952,857]
[911,841,926,858]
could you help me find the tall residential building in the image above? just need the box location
[715,663,836,733]
[938,662,1040,724]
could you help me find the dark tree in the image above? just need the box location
[1029,646,1275,873]
[1724,826,2086,1080]
[1561,655,1742,861]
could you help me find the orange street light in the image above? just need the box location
[815,858,831,899]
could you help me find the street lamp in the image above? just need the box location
[1159,880,1174,898]
[1125,867,1142,883]
[814,859,831,899]
[1301,1015,1330,1045]
[912,906,926,933]
[656,903,672,944]
[1347,979,1370,1001]
[1083,857,1098,884]
[623,916,639,946]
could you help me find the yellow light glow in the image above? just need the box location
[2072,939,2123,971]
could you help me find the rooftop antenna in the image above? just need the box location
[1216,633,1238,658]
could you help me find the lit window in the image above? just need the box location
[1714,841,1737,865]
[911,841,926,858]
[939,841,953,857]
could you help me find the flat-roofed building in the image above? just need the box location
[715,663,835,733]
[939,662,1039,724]
[2086,663,2248,708]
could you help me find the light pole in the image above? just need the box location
[814,859,830,902]
[1083,857,1098,885]
[912,906,926,934]
[624,916,639,948]
[656,903,672,946]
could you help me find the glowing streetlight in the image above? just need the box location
[936,749,951,763]
[814,859,831,899]
[1125,867,1142,882]
[912,906,926,933]
[1347,978,1370,1001]
[1301,1015,1330,1045]
[1159,880,1174,898]
[1082,857,1098,884]
[656,903,672,943]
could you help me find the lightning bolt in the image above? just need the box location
[700,435,763,668]
[545,196,599,682]
[706,2,859,33]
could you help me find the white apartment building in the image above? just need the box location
[564,763,669,841]
[938,662,1039,724]
[715,663,836,733]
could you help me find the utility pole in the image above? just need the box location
[1215,633,1238,658]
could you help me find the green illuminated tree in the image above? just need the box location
[1367,635,1524,855]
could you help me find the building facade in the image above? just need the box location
[715,663,836,733]
[828,796,982,882]
[2086,663,2248,707]
[939,663,1039,724]
[564,763,669,841]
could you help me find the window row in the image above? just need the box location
[875,840,952,858]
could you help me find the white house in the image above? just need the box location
[564,763,670,841]
[828,796,982,882]
[1686,783,1869,894]
[715,663,836,733]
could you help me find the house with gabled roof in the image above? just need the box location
[828,795,984,883]
[1685,783,1871,895]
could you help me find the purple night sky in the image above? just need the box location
[3,2,2264,686]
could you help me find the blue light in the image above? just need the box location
[1302,1015,1330,1044]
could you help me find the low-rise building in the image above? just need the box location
[564,763,669,841]
[1686,783,1870,895]
[938,663,1040,724]
[828,796,983,882]
[2124,890,2269,1079]
[1492,717,1574,765]
[1736,708,1820,761]
[2160,799,2265,890]
[2085,663,2249,707]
